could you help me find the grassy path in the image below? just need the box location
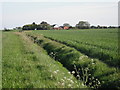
[2,32,86,88]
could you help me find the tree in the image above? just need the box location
[32,22,36,25]
[15,27,22,30]
[63,23,71,27]
[97,25,101,29]
[76,21,90,29]
[22,22,37,30]
[22,25,31,30]
[108,26,117,28]
[31,22,37,30]
[91,26,97,29]
[40,21,48,25]
[4,28,10,31]
[36,21,51,30]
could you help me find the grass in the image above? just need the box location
[31,29,119,68]
[2,29,120,89]
[26,32,120,89]
[0,30,2,89]
[2,32,86,88]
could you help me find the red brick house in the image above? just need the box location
[64,26,69,30]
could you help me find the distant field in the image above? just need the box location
[2,29,120,89]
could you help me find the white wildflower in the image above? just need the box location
[64,77,66,79]
[68,84,71,87]
[61,79,64,82]
[85,56,88,58]
[56,70,59,72]
[92,77,94,79]
[77,75,80,77]
[82,83,85,86]
[70,80,74,83]
[51,52,53,55]
[71,71,75,74]
[53,71,57,74]
[89,74,91,76]
[79,56,84,60]
[67,78,71,81]
[61,83,64,86]
[91,59,94,62]
[68,72,71,74]
[98,81,101,84]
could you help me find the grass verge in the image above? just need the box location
[2,32,86,88]
[0,30,2,89]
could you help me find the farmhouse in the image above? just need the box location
[53,24,69,30]
[64,26,69,30]
[53,24,62,30]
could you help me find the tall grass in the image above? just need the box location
[2,32,86,88]
[0,30,2,89]
[27,32,120,89]
[32,29,119,68]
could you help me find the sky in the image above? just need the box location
[0,0,119,29]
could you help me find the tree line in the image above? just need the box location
[22,21,92,30]
[22,21,118,30]
[4,21,118,31]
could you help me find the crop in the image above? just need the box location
[32,29,119,68]
[26,31,120,89]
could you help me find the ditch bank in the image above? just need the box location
[26,33,120,89]
[44,36,120,69]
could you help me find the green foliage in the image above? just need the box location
[37,23,51,30]
[63,23,71,27]
[22,24,37,30]
[22,21,52,30]
[76,21,90,29]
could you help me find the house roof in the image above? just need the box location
[54,24,59,28]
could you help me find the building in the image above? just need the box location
[64,26,69,30]
[53,24,62,30]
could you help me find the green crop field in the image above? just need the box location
[32,29,119,68]
[2,29,120,89]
